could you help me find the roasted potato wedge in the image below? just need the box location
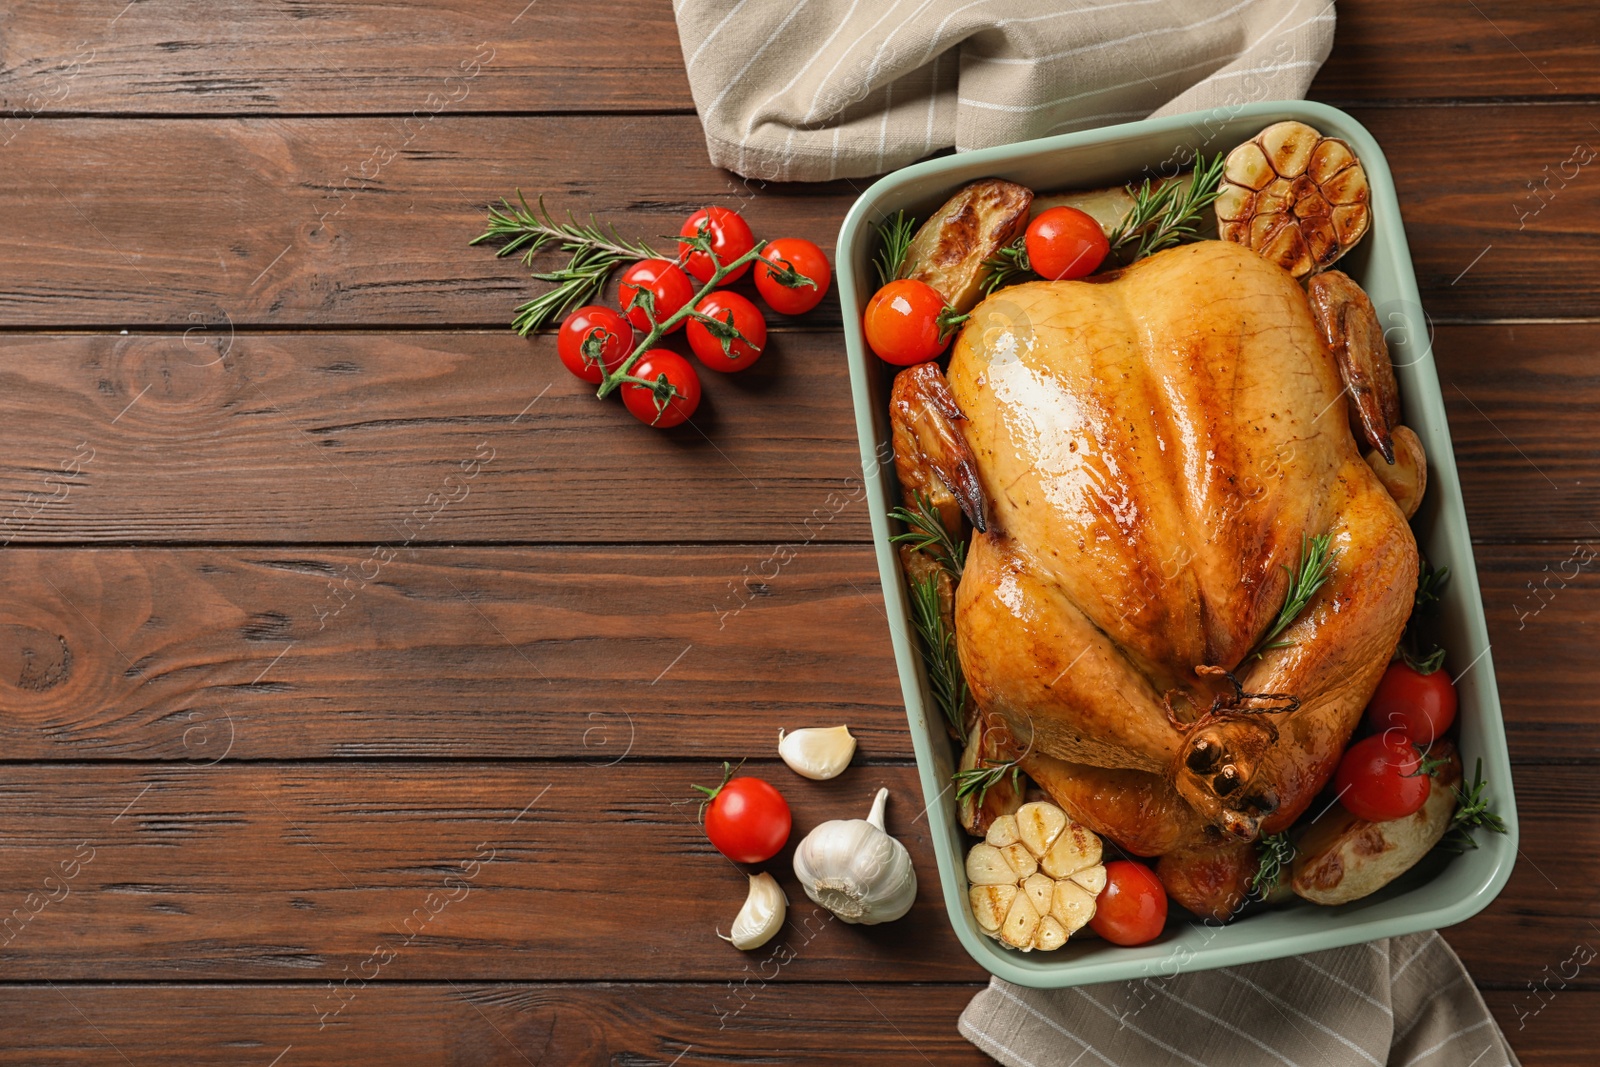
[901,179,1032,313]
[1291,743,1460,906]
[958,712,1025,836]
[1366,424,1428,519]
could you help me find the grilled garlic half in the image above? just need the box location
[793,787,916,925]
[967,802,1106,952]
[721,872,787,951]
[778,725,856,780]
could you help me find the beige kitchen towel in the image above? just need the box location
[672,0,1335,181]
[960,931,1523,1067]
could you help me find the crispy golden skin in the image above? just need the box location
[946,240,1417,850]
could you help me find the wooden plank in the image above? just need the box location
[0,982,992,1066]
[0,109,1595,328]
[1,324,1598,545]
[0,762,984,981]
[0,541,1585,763]
[0,0,690,116]
[0,980,1575,1066]
[1437,324,1600,544]
[0,759,1576,984]
[2,1,1592,118]
[1313,2,1600,101]
[0,333,869,544]
[0,546,901,760]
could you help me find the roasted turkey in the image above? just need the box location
[892,239,1421,918]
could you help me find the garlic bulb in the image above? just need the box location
[778,725,856,780]
[793,787,916,925]
[720,872,787,951]
[967,802,1105,952]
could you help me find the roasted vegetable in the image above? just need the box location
[1216,120,1371,279]
[967,802,1106,951]
[1291,743,1460,905]
[900,179,1032,313]
[1366,425,1428,519]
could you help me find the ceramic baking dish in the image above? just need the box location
[835,100,1517,988]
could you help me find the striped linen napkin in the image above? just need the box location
[959,931,1522,1067]
[672,0,1336,181]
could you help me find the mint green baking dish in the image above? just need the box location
[837,101,1517,988]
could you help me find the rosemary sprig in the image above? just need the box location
[954,758,1024,808]
[909,571,967,739]
[1250,831,1295,898]
[1108,154,1227,262]
[1401,559,1450,673]
[981,237,1033,296]
[472,191,660,336]
[1439,758,1509,853]
[1248,532,1336,660]
[890,491,967,579]
[874,210,918,287]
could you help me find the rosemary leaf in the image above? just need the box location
[473,191,659,335]
[889,492,967,580]
[1438,758,1509,853]
[953,759,1022,808]
[1108,154,1227,263]
[908,571,967,739]
[874,210,918,287]
[981,237,1033,296]
[1250,831,1294,898]
[1248,532,1336,660]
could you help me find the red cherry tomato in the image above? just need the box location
[696,771,791,864]
[678,207,757,286]
[754,238,831,316]
[863,279,955,365]
[619,259,696,334]
[1335,733,1431,822]
[1090,860,1167,946]
[621,348,702,429]
[1364,660,1458,746]
[686,291,766,373]
[1025,206,1109,281]
[555,305,635,385]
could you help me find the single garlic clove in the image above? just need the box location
[1036,914,1068,952]
[970,884,1014,933]
[1016,801,1067,857]
[965,843,1016,886]
[985,814,1020,849]
[1052,879,1097,935]
[1070,865,1108,896]
[1022,872,1055,916]
[1040,822,1102,879]
[1001,891,1041,949]
[1000,842,1038,881]
[777,725,857,780]
[721,872,787,951]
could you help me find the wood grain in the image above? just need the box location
[0,108,1595,328]
[0,982,993,1066]
[0,546,901,760]
[0,333,867,544]
[0,762,983,982]
[0,325,1596,546]
[0,541,1584,762]
[0,759,1576,986]
[1,1,1592,117]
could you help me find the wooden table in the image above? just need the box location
[0,2,1594,1063]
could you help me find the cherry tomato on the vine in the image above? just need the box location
[863,278,957,366]
[1335,733,1431,822]
[555,305,634,385]
[678,207,757,286]
[1025,206,1109,281]
[621,348,702,429]
[693,768,791,864]
[686,291,766,373]
[754,238,831,316]
[1090,860,1167,946]
[619,259,696,333]
[1364,660,1458,746]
